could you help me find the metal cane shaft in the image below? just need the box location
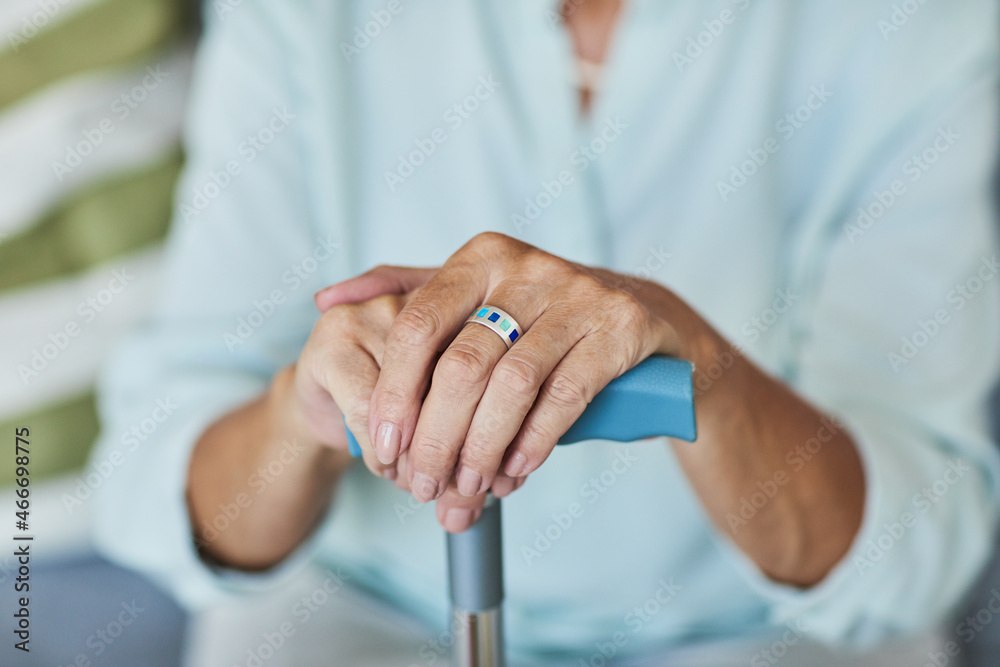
[447,494,505,667]
[343,356,698,665]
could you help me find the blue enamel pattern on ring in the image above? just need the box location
[487,311,500,322]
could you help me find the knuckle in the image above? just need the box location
[494,355,542,397]
[465,232,529,265]
[311,312,362,359]
[605,289,649,330]
[546,370,591,409]
[367,293,403,320]
[343,395,371,429]
[436,344,492,387]
[374,384,410,417]
[469,231,509,251]
[473,413,505,441]
[460,440,498,470]
[572,271,604,293]
[519,247,561,274]
[413,433,456,467]
[392,306,441,348]
[316,304,358,335]
[516,419,556,455]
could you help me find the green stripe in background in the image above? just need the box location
[1,392,99,485]
[0,0,194,112]
[0,150,182,291]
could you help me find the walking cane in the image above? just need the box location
[347,355,697,667]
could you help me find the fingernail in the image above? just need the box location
[382,468,398,481]
[504,451,528,477]
[411,472,441,503]
[456,466,483,497]
[375,422,401,464]
[444,508,476,533]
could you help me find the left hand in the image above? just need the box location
[316,232,708,530]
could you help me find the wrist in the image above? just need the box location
[646,287,752,401]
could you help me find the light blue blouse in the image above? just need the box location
[91,0,1000,661]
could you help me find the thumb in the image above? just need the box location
[314,265,437,313]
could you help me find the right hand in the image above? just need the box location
[286,267,431,477]
[292,292,411,479]
[291,266,437,479]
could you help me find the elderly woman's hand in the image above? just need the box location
[315,232,710,530]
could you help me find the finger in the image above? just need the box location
[368,261,489,471]
[368,234,545,468]
[434,485,488,533]
[314,265,436,312]
[407,320,509,501]
[393,449,411,493]
[315,340,392,476]
[309,299,399,477]
[452,310,583,496]
[503,335,636,477]
[405,269,568,500]
[490,473,527,498]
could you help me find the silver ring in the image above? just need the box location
[466,305,523,349]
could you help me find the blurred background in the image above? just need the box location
[0,0,197,664]
[0,1,999,665]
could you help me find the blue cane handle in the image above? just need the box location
[344,356,697,457]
